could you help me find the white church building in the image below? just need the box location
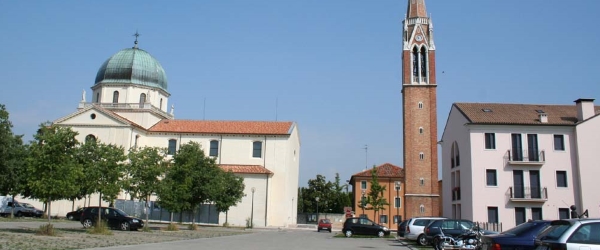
[23,40,301,228]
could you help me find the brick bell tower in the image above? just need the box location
[402,0,440,219]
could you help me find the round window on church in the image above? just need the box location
[90,113,96,120]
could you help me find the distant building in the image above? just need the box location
[440,99,600,229]
[349,163,405,225]
[19,40,300,228]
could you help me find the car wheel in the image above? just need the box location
[433,237,445,250]
[120,221,130,231]
[82,219,93,229]
[328,229,332,233]
[345,230,353,237]
[377,231,385,237]
[15,212,22,217]
[67,215,74,220]
[317,228,320,232]
[418,234,428,246]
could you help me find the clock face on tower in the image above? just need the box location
[415,35,423,41]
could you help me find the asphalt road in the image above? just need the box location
[88,228,411,250]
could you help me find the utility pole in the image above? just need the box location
[363,144,368,170]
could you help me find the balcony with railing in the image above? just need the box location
[506,150,545,165]
[508,186,547,202]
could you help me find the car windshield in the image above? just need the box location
[22,203,34,209]
[321,219,331,224]
[502,222,547,236]
[113,208,129,217]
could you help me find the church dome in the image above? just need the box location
[94,47,168,91]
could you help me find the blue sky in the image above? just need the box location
[1,1,600,187]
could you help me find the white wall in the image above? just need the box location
[575,116,600,218]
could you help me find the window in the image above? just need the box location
[395,197,401,208]
[361,181,367,190]
[209,140,219,157]
[160,98,163,110]
[112,91,119,104]
[96,93,100,103]
[556,171,567,187]
[418,102,424,109]
[134,135,139,148]
[532,207,543,220]
[487,207,498,223]
[85,134,97,144]
[419,178,424,186]
[485,133,496,149]
[554,135,565,151]
[486,169,497,186]
[558,208,570,219]
[451,141,460,167]
[394,215,401,224]
[139,93,146,106]
[380,215,388,224]
[515,207,526,226]
[568,223,600,244]
[252,141,262,158]
[419,205,425,214]
[419,152,424,160]
[419,127,424,134]
[168,139,177,155]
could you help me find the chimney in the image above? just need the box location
[539,113,548,123]
[574,98,595,122]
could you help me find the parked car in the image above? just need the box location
[80,207,144,231]
[66,207,85,221]
[535,219,600,250]
[404,217,447,245]
[481,220,552,250]
[318,218,332,232]
[0,196,34,217]
[342,217,390,237]
[397,219,409,238]
[20,203,44,218]
[424,219,498,245]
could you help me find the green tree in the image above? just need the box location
[213,170,245,225]
[332,173,351,213]
[123,146,169,228]
[27,123,83,224]
[78,139,126,222]
[366,166,388,222]
[157,142,223,225]
[0,104,28,218]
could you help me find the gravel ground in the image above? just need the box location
[0,219,249,250]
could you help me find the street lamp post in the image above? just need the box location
[315,197,320,222]
[395,181,401,224]
[361,190,366,217]
[251,187,255,228]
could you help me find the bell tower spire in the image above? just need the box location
[401,0,440,220]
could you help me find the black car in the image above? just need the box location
[481,220,552,250]
[343,217,391,237]
[66,207,85,221]
[80,207,143,231]
[397,219,409,238]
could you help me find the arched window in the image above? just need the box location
[451,141,460,167]
[112,91,119,104]
[420,47,427,82]
[96,93,100,103]
[168,139,177,155]
[253,141,263,158]
[420,205,425,214]
[420,178,425,186]
[412,47,419,80]
[419,127,424,134]
[139,93,146,106]
[418,102,424,109]
[419,152,424,160]
[209,140,219,157]
[85,134,97,144]
[160,98,163,110]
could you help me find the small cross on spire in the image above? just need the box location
[133,31,140,48]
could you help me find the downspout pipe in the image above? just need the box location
[264,135,268,227]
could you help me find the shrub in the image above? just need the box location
[188,223,198,231]
[245,218,253,228]
[36,223,57,236]
[165,223,179,231]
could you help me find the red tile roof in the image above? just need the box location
[454,103,600,125]
[149,120,294,135]
[220,164,273,175]
[351,163,404,178]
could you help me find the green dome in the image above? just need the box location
[95,48,168,91]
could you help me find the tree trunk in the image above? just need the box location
[98,193,102,224]
[145,195,150,229]
[48,198,52,224]
[72,200,75,211]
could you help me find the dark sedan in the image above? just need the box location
[481,220,552,250]
[66,207,85,221]
[80,207,144,231]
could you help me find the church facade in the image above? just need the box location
[25,40,300,227]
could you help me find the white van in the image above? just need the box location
[0,196,34,217]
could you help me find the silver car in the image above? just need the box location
[535,219,600,250]
[404,217,447,246]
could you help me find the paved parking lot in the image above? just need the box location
[90,229,411,250]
